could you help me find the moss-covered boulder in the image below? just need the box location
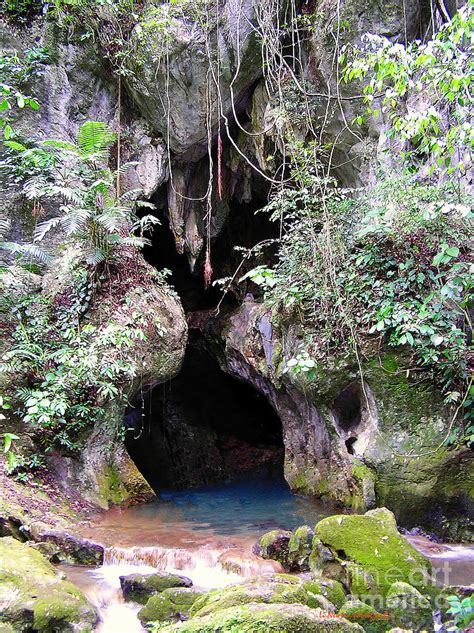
[160,602,366,632]
[255,529,292,568]
[287,525,314,571]
[120,571,193,604]
[313,509,433,597]
[189,573,310,618]
[339,599,392,633]
[385,582,433,630]
[138,587,202,625]
[0,537,97,632]
[305,577,347,610]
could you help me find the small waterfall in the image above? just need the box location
[105,545,222,571]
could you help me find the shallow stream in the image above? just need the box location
[62,475,474,632]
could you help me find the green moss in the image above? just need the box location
[339,599,391,633]
[121,572,192,604]
[160,602,365,632]
[189,574,309,618]
[287,525,313,571]
[0,537,96,631]
[33,596,93,632]
[313,509,433,597]
[138,588,201,624]
[385,582,433,630]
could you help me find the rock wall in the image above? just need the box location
[1,0,471,538]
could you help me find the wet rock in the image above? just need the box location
[339,599,391,633]
[29,530,104,565]
[254,529,291,568]
[287,525,314,571]
[0,537,97,632]
[385,582,433,630]
[160,602,365,632]
[312,509,434,597]
[0,516,26,541]
[309,537,336,572]
[304,577,347,610]
[307,593,336,612]
[120,571,193,605]
[189,573,310,618]
[138,587,202,625]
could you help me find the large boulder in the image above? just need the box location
[160,602,365,632]
[312,509,434,598]
[0,537,97,632]
[189,573,310,618]
[120,571,193,604]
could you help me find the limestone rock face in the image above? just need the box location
[0,537,97,632]
[43,255,187,507]
[124,0,270,156]
[208,298,472,536]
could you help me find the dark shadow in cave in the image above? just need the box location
[124,334,284,493]
[332,382,362,433]
[140,188,279,313]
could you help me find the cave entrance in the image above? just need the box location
[124,335,284,492]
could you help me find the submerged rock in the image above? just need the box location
[312,509,434,598]
[160,602,365,632]
[189,573,310,618]
[138,587,202,625]
[120,571,193,604]
[0,537,97,632]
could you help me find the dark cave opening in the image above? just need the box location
[124,334,284,493]
[140,185,279,313]
[332,382,362,433]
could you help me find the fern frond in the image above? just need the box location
[34,217,62,242]
[1,241,51,263]
[77,121,115,158]
[117,236,151,248]
[83,247,107,266]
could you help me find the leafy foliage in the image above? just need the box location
[446,594,474,630]
[342,1,473,175]
[248,175,473,443]
[4,120,153,267]
[0,287,146,453]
